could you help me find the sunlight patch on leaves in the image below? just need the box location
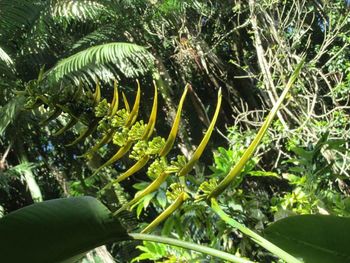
[50,0,112,22]
[46,42,154,83]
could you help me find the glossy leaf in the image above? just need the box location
[264,215,350,263]
[0,197,128,263]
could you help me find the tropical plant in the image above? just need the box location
[1,1,350,262]
[0,59,312,263]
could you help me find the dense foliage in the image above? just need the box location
[0,0,349,262]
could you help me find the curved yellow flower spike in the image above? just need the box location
[178,88,222,177]
[142,81,158,140]
[208,59,304,199]
[159,84,189,157]
[114,172,170,215]
[110,80,119,116]
[141,192,188,234]
[125,80,141,127]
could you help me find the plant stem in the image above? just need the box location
[129,233,254,263]
[211,199,302,263]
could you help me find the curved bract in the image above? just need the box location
[178,88,222,177]
[28,80,223,215]
[114,172,170,215]
[91,141,133,177]
[110,80,119,116]
[142,81,158,140]
[159,84,189,157]
[208,59,304,199]
[141,192,188,234]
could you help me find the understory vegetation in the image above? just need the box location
[0,1,349,262]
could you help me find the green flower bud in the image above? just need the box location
[111,109,129,127]
[95,99,110,117]
[146,136,166,155]
[128,121,146,141]
[113,127,129,146]
[147,157,168,180]
[130,140,148,160]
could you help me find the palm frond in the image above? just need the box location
[70,25,118,53]
[0,96,24,137]
[46,42,155,83]
[0,47,14,67]
[0,0,40,40]
[0,46,16,76]
[50,0,115,22]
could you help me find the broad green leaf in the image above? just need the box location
[264,215,350,263]
[0,196,128,263]
[0,196,253,263]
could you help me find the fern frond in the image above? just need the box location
[50,0,114,22]
[46,42,154,83]
[0,47,14,67]
[70,25,118,53]
[0,0,40,39]
[0,96,25,137]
